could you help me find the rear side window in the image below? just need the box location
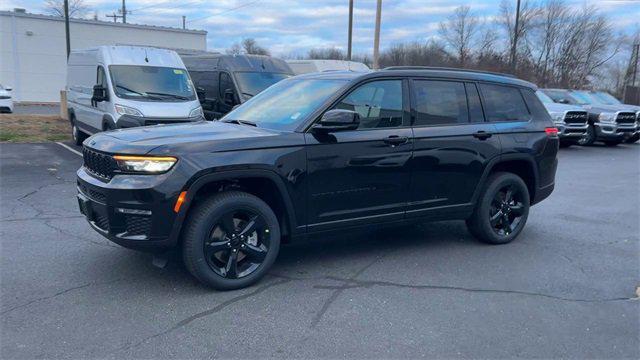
[334,80,404,130]
[521,88,551,121]
[479,83,531,122]
[413,80,468,126]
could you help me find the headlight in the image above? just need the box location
[189,106,204,118]
[549,112,564,122]
[115,104,144,117]
[598,112,615,123]
[113,155,177,174]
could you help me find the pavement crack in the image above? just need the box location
[42,219,119,249]
[310,255,384,329]
[314,277,638,303]
[115,277,290,354]
[1,278,125,316]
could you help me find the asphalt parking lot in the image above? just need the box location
[1,141,638,359]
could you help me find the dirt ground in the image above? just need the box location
[0,114,70,142]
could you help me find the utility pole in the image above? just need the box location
[182,16,186,29]
[347,0,353,61]
[510,0,521,74]
[121,0,127,23]
[372,0,382,69]
[64,0,70,58]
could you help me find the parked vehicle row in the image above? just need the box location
[76,66,559,290]
[541,89,639,146]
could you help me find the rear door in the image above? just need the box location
[407,79,501,219]
[304,78,413,231]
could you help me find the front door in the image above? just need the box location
[304,79,413,231]
[407,80,501,219]
[217,72,238,116]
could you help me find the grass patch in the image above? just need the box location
[0,114,70,143]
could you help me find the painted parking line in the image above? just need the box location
[56,142,82,157]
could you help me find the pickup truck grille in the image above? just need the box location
[83,147,116,180]
[564,111,588,124]
[616,112,636,124]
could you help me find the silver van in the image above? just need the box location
[66,46,204,145]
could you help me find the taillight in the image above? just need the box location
[545,127,559,137]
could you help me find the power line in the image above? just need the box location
[187,0,262,24]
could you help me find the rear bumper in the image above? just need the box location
[76,166,186,252]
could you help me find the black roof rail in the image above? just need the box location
[382,66,517,78]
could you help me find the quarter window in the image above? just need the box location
[479,83,531,122]
[334,80,404,130]
[413,80,469,126]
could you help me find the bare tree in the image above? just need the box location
[226,38,270,56]
[307,48,347,60]
[438,6,479,67]
[45,0,88,17]
[531,0,569,86]
[498,0,541,73]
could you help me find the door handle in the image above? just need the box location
[473,131,493,140]
[383,135,409,146]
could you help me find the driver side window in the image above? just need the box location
[333,80,404,130]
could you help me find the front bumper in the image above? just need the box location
[116,114,204,128]
[554,122,588,140]
[76,166,186,252]
[594,122,637,140]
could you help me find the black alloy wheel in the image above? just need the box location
[204,209,271,279]
[182,191,281,290]
[489,185,525,237]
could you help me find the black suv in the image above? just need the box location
[77,67,558,290]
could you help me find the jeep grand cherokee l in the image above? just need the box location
[77,67,558,290]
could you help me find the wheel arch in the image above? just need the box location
[102,115,116,131]
[175,169,299,245]
[473,155,539,205]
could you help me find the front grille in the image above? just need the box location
[77,182,107,203]
[144,119,192,126]
[564,111,588,124]
[94,213,110,231]
[83,147,116,180]
[616,112,636,124]
[125,215,151,236]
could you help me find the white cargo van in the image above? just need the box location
[285,59,370,75]
[66,46,204,145]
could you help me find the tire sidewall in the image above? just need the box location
[476,173,530,244]
[185,193,281,290]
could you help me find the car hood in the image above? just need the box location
[85,121,303,155]
[543,102,584,113]
[579,103,625,113]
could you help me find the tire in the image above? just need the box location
[71,117,88,146]
[624,133,639,144]
[466,172,530,245]
[603,140,622,146]
[182,191,281,290]
[577,124,595,146]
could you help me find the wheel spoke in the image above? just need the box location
[224,250,238,278]
[205,240,229,257]
[509,203,525,216]
[504,188,514,203]
[490,210,503,226]
[242,244,267,263]
[502,215,513,234]
[238,215,259,237]
[220,212,236,235]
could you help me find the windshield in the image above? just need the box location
[221,78,347,131]
[571,91,597,105]
[109,65,196,101]
[592,92,621,105]
[235,72,291,97]
[536,90,554,104]
[544,90,584,105]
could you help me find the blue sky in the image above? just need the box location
[3,0,639,56]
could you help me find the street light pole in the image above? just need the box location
[372,0,382,69]
[347,0,353,61]
[64,0,70,58]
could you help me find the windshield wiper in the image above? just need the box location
[145,92,189,100]
[116,85,146,96]
[241,92,254,98]
[221,119,257,127]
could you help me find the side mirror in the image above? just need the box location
[91,85,107,104]
[557,98,570,104]
[312,109,360,132]
[223,89,235,106]
[196,87,206,104]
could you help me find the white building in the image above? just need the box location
[0,9,207,103]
